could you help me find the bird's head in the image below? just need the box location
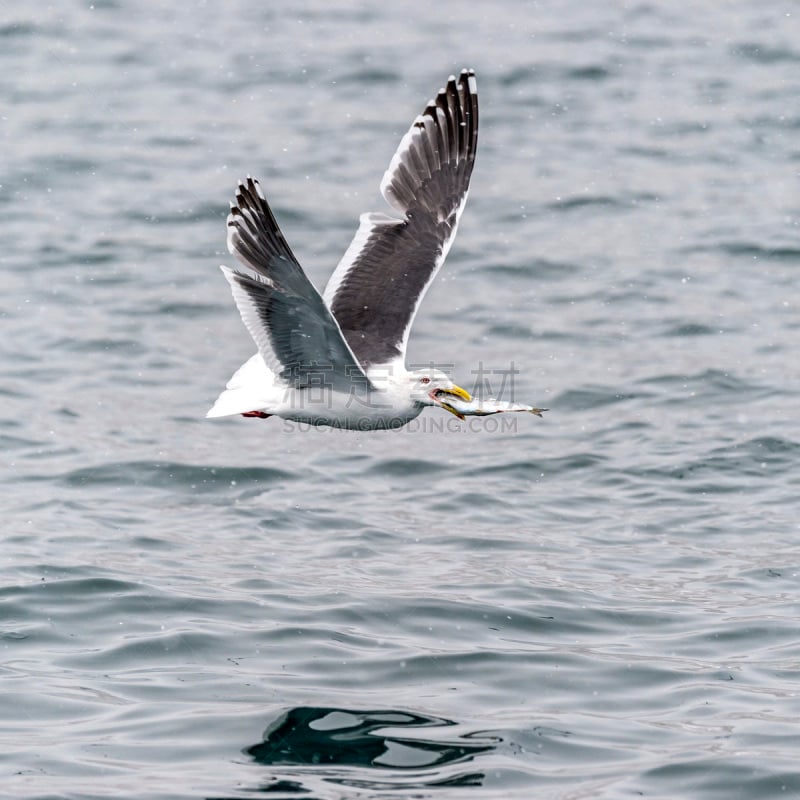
[407,368,472,417]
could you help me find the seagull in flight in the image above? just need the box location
[208,69,545,429]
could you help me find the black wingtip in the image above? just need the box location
[226,173,300,275]
[233,176,265,216]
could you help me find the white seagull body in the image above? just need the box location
[207,70,545,430]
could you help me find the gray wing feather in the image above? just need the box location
[323,69,479,367]
[224,177,371,391]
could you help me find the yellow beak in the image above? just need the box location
[440,402,466,421]
[443,384,471,402]
[435,384,471,420]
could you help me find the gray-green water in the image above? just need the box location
[2,2,799,798]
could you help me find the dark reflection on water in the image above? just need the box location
[209,779,313,800]
[243,707,495,794]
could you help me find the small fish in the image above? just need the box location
[435,392,548,421]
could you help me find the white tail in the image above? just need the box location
[206,353,277,418]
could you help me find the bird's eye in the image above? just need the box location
[420,376,431,385]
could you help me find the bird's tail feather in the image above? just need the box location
[206,353,278,418]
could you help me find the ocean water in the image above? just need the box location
[2,1,799,798]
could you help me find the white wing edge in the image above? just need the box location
[218,264,286,379]
[378,112,431,213]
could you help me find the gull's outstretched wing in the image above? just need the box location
[223,177,371,391]
[322,69,478,368]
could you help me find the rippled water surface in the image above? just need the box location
[2,2,799,798]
